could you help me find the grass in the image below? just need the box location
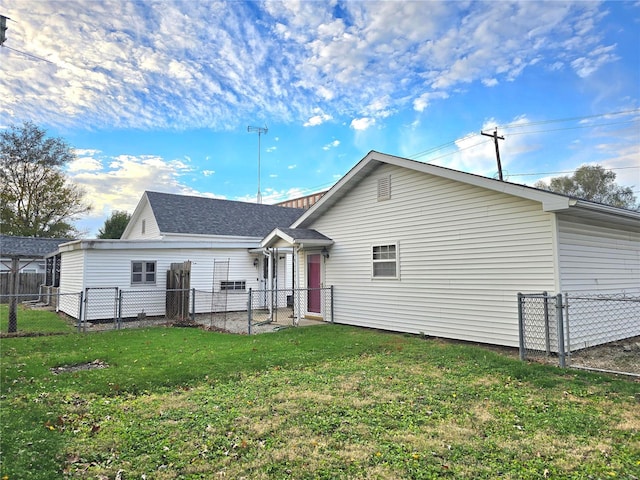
[1,321,639,479]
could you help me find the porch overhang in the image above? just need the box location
[260,227,334,249]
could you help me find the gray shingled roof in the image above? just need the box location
[146,191,306,237]
[0,235,71,258]
[276,228,333,242]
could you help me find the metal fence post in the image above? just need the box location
[556,293,566,368]
[564,292,571,366]
[247,288,252,335]
[82,288,88,333]
[517,293,526,361]
[117,290,123,330]
[543,291,550,355]
[191,288,196,322]
[330,285,334,323]
[77,290,84,333]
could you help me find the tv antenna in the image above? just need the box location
[247,125,268,204]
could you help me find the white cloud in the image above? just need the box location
[67,156,103,173]
[0,1,621,129]
[288,164,297,169]
[202,170,215,177]
[304,108,333,127]
[350,117,375,131]
[66,151,204,234]
[413,91,449,112]
[322,140,340,151]
[571,44,619,78]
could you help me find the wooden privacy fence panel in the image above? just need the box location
[0,272,45,301]
[166,261,191,320]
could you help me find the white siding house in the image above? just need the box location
[57,192,304,321]
[262,151,640,348]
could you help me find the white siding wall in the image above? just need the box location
[310,163,557,347]
[58,249,86,319]
[557,215,640,349]
[61,247,261,320]
[123,200,161,239]
[557,216,640,293]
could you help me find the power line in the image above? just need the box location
[504,118,638,137]
[508,165,639,177]
[1,44,55,64]
[499,108,640,129]
[0,14,55,65]
[408,109,640,162]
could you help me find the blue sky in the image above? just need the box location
[1,0,638,236]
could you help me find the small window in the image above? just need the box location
[372,244,398,279]
[220,280,246,291]
[132,261,156,285]
[141,220,146,235]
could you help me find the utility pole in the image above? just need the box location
[247,125,268,204]
[1,15,9,46]
[481,128,505,181]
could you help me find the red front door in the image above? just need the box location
[307,254,321,314]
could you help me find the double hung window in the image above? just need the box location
[372,244,398,279]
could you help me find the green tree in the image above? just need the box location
[0,122,92,237]
[535,165,638,210]
[98,210,131,239]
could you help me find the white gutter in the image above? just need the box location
[57,239,260,253]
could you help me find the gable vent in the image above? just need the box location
[377,175,391,201]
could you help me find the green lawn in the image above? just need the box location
[1,323,639,479]
[0,304,76,335]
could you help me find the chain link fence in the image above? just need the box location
[0,291,82,335]
[3,286,334,335]
[518,292,640,375]
[248,286,333,334]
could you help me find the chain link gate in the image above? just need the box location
[518,292,567,367]
[248,286,333,334]
[518,291,640,373]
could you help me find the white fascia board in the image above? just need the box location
[298,239,334,249]
[260,228,334,249]
[573,200,640,221]
[121,191,150,239]
[260,228,295,248]
[59,239,260,252]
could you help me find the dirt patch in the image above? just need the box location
[50,359,109,375]
[570,337,640,375]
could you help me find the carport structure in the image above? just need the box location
[0,235,69,332]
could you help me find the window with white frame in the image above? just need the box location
[220,280,246,291]
[372,243,398,278]
[131,261,156,285]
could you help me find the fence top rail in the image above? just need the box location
[567,295,640,303]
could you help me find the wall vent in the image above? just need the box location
[377,175,391,201]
